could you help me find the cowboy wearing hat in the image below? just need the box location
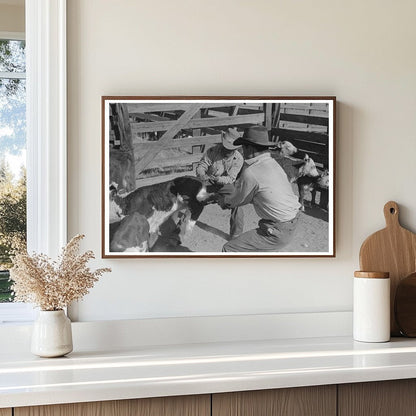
[220,125,301,252]
[196,127,244,238]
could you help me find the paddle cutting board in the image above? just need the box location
[359,201,416,336]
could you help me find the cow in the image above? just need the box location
[296,168,330,211]
[275,153,327,211]
[109,183,126,223]
[276,140,298,157]
[290,154,320,183]
[110,212,150,252]
[270,141,299,180]
[149,215,193,252]
[109,176,212,252]
[109,149,136,194]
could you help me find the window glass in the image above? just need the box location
[0,39,26,73]
[0,39,26,303]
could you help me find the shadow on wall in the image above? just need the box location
[336,101,354,260]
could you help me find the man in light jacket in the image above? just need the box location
[220,125,301,252]
[196,128,244,239]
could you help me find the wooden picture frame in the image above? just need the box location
[102,97,336,258]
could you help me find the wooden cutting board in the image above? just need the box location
[359,201,416,336]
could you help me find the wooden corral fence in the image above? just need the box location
[271,102,330,209]
[271,102,330,169]
[108,101,330,190]
[110,102,269,188]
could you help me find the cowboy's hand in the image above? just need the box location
[209,175,221,185]
[217,196,229,209]
[198,174,211,183]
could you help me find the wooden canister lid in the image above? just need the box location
[354,271,390,279]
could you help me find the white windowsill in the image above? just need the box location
[0,303,36,324]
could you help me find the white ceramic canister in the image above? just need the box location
[353,271,390,342]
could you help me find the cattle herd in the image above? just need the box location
[108,140,329,253]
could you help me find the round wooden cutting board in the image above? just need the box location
[395,272,416,337]
[359,201,416,336]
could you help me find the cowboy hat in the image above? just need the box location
[221,128,242,150]
[233,125,276,147]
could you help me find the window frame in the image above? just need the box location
[0,0,67,323]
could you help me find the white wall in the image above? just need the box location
[67,0,416,322]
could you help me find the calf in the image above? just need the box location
[297,169,330,211]
[110,212,150,252]
[276,140,298,157]
[109,149,136,194]
[109,176,210,252]
[286,154,327,211]
[150,216,192,252]
[290,154,319,183]
[109,183,125,223]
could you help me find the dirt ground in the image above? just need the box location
[181,194,329,253]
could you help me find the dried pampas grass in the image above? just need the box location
[10,234,111,311]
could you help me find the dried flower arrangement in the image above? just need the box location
[10,234,111,311]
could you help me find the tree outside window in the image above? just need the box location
[0,38,27,302]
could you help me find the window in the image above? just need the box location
[0,32,35,322]
[0,35,26,302]
[0,0,67,324]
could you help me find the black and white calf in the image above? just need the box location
[109,176,211,252]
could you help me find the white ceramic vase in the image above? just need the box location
[31,310,73,357]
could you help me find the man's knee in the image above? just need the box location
[222,241,232,252]
[222,231,253,252]
[222,239,240,252]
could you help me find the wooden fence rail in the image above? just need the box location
[146,153,203,170]
[127,103,232,113]
[130,113,264,135]
[133,134,222,151]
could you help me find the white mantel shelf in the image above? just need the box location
[2,336,416,409]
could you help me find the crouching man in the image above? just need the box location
[220,125,301,252]
[196,128,244,239]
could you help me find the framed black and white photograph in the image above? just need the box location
[102,97,335,258]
